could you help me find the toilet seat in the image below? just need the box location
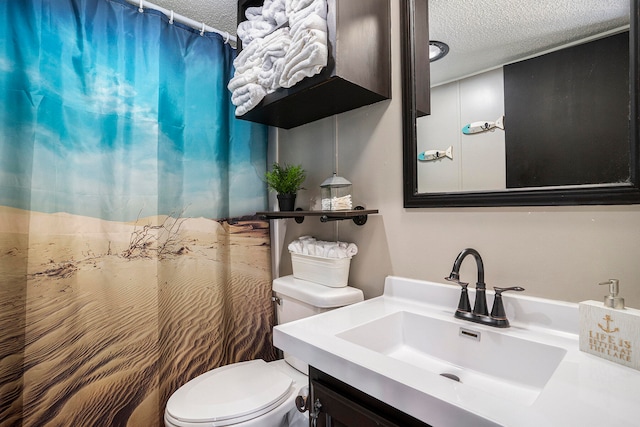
[165,359,294,426]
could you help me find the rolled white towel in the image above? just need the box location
[232,83,267,116]
[286,0,323,15]
[259,60,286,93]
[232,39,263,74]
[289,12,327,36]
[280,29,328,88]
[237,19,277,46]
[245,6,263,21]
[256,27,291,58]
[345,243,358,257]
[228,68,260,92]
[272,10,288,26]
[325,244,342,259]
[262,0,288,26]
[258,34,291,92]
[230,82,264,105]
[287,240,304,254]
[289,236,315,255]
[301,239,316,256]
[288,0,327,27]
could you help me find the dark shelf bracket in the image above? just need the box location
[320,206,368,225]
[257,206,376,226]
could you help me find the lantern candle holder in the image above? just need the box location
[320,174,353,211]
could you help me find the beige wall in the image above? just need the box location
[271,0,640,308]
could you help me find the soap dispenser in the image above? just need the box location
[579,279,640,370]
[602,279,624,309]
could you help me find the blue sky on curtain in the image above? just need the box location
[0,0,268,221]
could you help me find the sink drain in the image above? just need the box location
[440,373,461,382]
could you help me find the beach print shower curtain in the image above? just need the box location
[0,0,277,425]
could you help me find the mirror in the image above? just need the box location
[401,0,640,207]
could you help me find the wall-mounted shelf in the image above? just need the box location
[257,207,378,226]
[236,0,391,129]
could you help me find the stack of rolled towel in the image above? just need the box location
[288,236,358,259]
[280,0,328,88]
[237,0,288,45]
[229,0,329,116]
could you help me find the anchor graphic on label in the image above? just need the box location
[598,314,619,333]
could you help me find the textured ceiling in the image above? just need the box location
[145,0,630,85]
[429,0,630,85]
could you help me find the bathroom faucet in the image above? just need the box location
[445,248,524,328]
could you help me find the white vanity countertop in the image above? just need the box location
[273,276,640,427]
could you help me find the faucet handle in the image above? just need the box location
[453,281,472,313]
[494,286,525,293]
[490,286,525,320]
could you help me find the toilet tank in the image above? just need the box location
[272,275,364,372]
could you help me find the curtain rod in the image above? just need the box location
[124,0,237,44]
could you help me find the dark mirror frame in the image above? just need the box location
[401,0,640,207]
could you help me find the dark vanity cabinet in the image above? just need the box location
[236,0,391,129]
[309,367,430,427]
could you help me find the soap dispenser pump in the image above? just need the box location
[600,279,624,309]
[579,279,640,371]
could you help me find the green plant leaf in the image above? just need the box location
[264,163,306,194]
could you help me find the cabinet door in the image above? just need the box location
[311,380,400,427]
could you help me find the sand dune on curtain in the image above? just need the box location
[0,206,276,427]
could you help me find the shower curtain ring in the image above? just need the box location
[169,10,174,24]
[200,23,206,36]
[224,32,230,44]
[138,0,144,13]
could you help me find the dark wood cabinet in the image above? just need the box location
[413,0,430,117]
[236,0,391,129]
[309,366,430,427]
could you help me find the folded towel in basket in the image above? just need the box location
[287,236,358,259]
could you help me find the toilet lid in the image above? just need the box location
[166,359,293,426]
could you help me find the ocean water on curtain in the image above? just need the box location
[0,0,276,426]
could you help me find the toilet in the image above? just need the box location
[164,275,364,427]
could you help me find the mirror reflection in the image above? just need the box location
[402,0,640,207]
[418,31,629,193]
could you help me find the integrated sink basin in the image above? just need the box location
[274,276,640,427]
[337,310,567,406]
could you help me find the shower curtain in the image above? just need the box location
[0,0,277,425]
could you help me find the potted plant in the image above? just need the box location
[265,163,306,211]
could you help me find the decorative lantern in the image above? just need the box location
[320,174,352,211]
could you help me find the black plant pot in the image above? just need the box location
[277,193,296,211]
